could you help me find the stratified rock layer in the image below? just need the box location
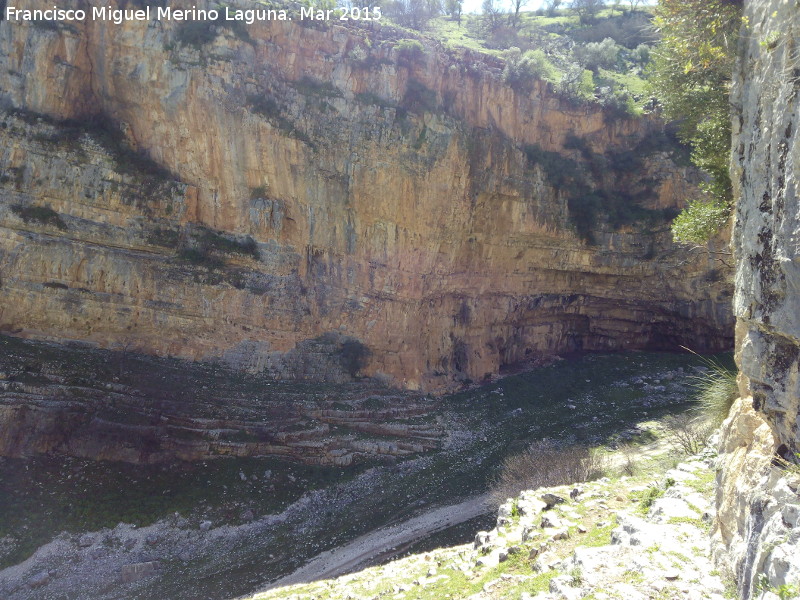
[714,1,800,597]
[0,334,442,465]
[0,0,733,390]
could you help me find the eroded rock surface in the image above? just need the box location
[0,334,442,465]
[247,454,726,600]
[715,0,800,597]
[0,0,733,390]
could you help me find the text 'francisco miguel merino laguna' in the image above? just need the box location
[5,5,382,24]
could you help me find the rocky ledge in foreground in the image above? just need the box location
[250,445,799,600]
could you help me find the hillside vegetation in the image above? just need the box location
[385,6,658,116]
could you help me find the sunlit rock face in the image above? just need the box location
[714,1,800,596]
[0,0,732,391]
[730,0,800,458]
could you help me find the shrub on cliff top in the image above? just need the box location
[556,63,596,104]
[572,0,605,25]
[575,37,622,72]
[395,39,425,63]
[502,48,557,91]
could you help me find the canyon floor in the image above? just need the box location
[0,339,732,600]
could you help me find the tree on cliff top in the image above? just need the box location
[543,0,562,16]
[385,0,442,30]
[571,0,606,24]
[445,0,463,24]
[508,0,530,28]
[649,0,742,244]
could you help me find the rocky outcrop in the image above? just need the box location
[245,453,727,600]
[0,334,442,465]
[713,1,800,597]
[713,399,799,599]
[0,0,734,390]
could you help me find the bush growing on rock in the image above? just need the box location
[596,86,638,118]
[575,37,622,72]
[664,414,713,456]
[490,439,607,506]
[502,48,557,90]
[669,198,730,245]
[557,63,595,102]
[689,359,738,426]
[631,43,650,65]
[339,339,371,378]
[394,38,425,63]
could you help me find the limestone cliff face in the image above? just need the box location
[714,1,800,596]
[0,0,733,390]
